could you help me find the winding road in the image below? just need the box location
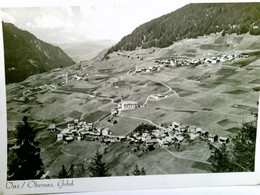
[143,81,179,106]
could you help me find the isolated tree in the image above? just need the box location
[58,165,69,178]
[132,164,146,176]
[8,116,44,180]
[89,151,111,177]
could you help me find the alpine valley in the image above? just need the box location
[5,3,260,178]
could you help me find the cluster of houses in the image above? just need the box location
[54,119,114,143]
[116,52,144,61]
[52,118,229,149]
[72,73,88,81]
[20,84,56,95]
[51,101,140,144]
[14,84,57,102]
[133,53,249,75]
[126,122,229,149]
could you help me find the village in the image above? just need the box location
[132,53,249,74]
[44,77,232,154]
[49,99,230,154]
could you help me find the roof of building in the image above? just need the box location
[61,129,70,134]
[65,136,74,141]
[121,101,138,105]
[48,124,56,129]
[219,136,229,140]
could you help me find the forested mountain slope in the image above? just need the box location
[2,22,75,84]
[106,3,260,55]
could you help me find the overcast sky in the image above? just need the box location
[1,0,188,44]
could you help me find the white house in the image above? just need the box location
[196,128,202,135]
[87,123,94,129]
[208,134,218,143]
[218,136,229,144]
[74,119,79,125]
[188,126,196,133]
[170,60,175,67]
[200,130,209,139]
[65,136,74,143]
[56,134,63,141]
[111,108,119,116]
[172,122,181,128]
[189,133,197,140]
[102,128,110,136]
[174,135,184,143]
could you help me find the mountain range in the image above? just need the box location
[2,22,75,84]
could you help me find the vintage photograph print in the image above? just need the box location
[1,1,260,193]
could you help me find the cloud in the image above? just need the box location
[1,1,187,43]
[69,36,76,41]
[1,11,16,23]
[78,0,186,41]
[34,14,64,29]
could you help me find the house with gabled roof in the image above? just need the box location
[200,130,209,139]
[48,124,56,132]
[172,122,181,128]
[64,136,74,143]
[208,134,218,143]
[218,136,229,144]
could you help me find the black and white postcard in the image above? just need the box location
[0,0,260,194]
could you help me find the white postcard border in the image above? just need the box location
[1,0,260,194]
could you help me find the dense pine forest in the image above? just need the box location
[106,3,260,55]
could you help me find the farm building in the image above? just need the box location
[208,134,218,143]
